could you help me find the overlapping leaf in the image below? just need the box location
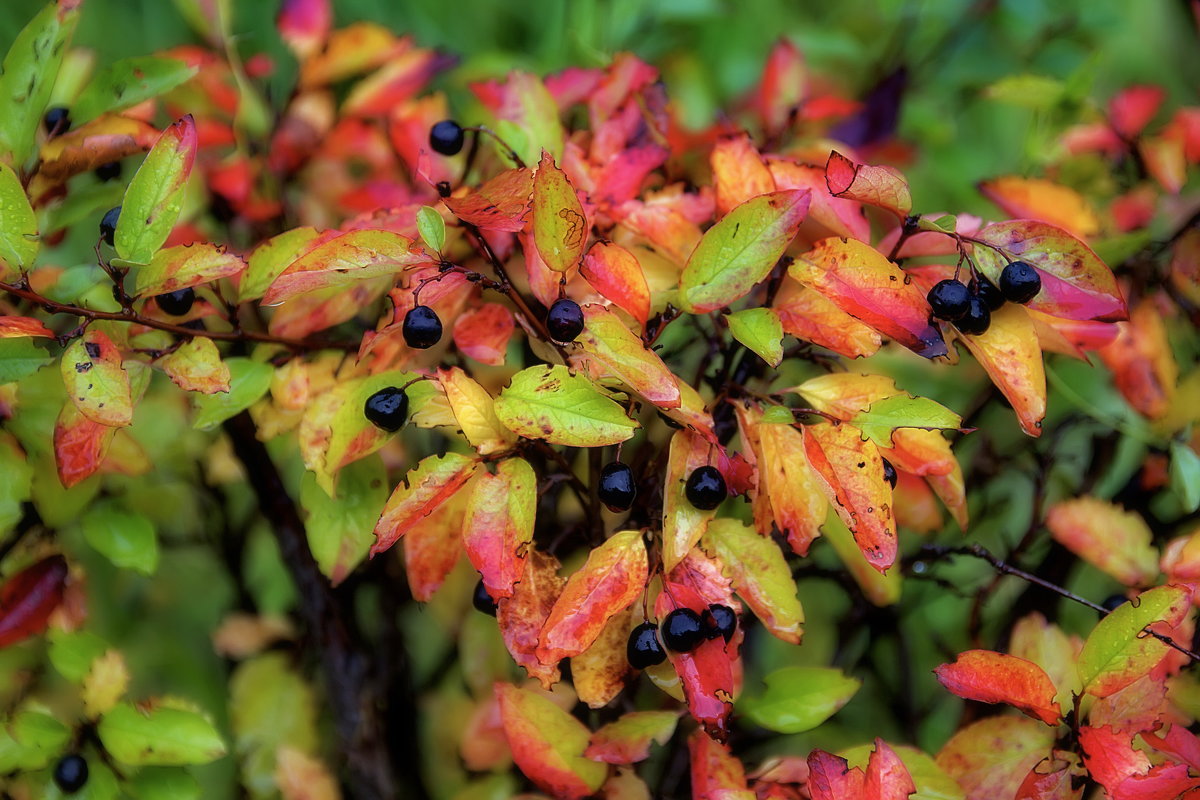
[494,365,637,447]
[574,303,680,408]
[702,518,804,643]
[463,458,536,599]
[495,683,606,799]
[115,115,197,265]
[370,452,478,556]
[1076,584,1190,698]
[825,151,912,218]
[264,229,432,305]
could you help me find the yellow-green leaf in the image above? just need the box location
[740,666,861,733]
[532,151,587,272]
[703,517,804,643]
[1077,584,1190,698]
[0,162,38,276]
[98,703,227,766]
[115,116,197,265]
[134,242,245,297]
[850,394,963,448]
[61,329,133,427]
[575,303,680,408]
[727,307,784,367]
[157,336,231,394]
[0,2,80,165]
[494,365,637,447]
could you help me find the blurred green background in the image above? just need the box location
[3,0,1197,214]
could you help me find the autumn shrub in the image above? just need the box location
[1,1,1200,799]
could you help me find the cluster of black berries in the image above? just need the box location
[626,604,738,668]
[927,261,1042,336]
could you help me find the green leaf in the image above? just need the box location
[739,666,861,733]
[239,227,320,302]
[97,703,227,766]
[917,214,958,234]
[47,629,110,683]
[0,434,33,534]
[81,501,159,575]
[983,74,1066,110]
[678,190,810,313]
[0,709,69,771]
[416,206,446,254]
[1170,441,1200,513]
[494,365,637,447]
[727,307,784,367]
[532,151,586,272]
[126,767,200,800]
[760,405,794,425]
[72,57,198,125]
[0,162,38,277]
[0,2,80,164]
[703,518,804,643]
[0,338,52,383]
[1077,584,1190,697]
[301,455,388,585]
[191,358,273,430]
[115,116,197,265]
[230,653,317,795]
[851,394,963,447]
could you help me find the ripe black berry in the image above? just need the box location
[972,276,1005,311]
[927,279,971,321]
[1101,594,1128,612]
[999,261,1041,304]
[472,580,497,616]
[53,754,88,793]
[43,106,71,137]
[156,288,195,316]
[429,120,465,156]
[363,387,409,432]
[598,462,636,512]
[546,298,584,343]
[661,608,705,653]
[684,466,726,511]
[94,161,122,182]
[955,295,991,336]
[882,457,897,489]
[703,604,737,643]
[626,621,666,669]
[402,305,443,349]
[99,205,121,246]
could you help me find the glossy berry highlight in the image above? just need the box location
[927,279,971,321]
[999,260,1041,304]
[363,386,409,432]
[703,604,737,643]
[598,462,636,512]
[429,119,466,156]
[156,288,195,316]
[546,298,584,343]
[685,466,726,510]
[403,305,443,349]
[955,295,991,336]
[626,621,666,669]
[882,458,897,489]
[100,205,121,246]
[53,754,88,793]
[661,608,705,653]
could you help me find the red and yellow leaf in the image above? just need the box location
[135,242,246,297]
[580,242,650,326]
[690,729,750,797]
[532,151,588,272]
[452,303,515,366]
[712,133,775,216]
[791,238,946,358]
[264,229,433,305]
[662,429,721,571]
[401,481,468,602]
[496,683,607,799]
[1097,299,1177,419]
[934,650,1062,726]
[61,329,133,428]
[462,457,535,599]
[370,452,478,556]
[655,582,736,742]
[571,606,631,709]
[54,401,117,488]
[439,367,517,455]
[979,177,1100,239]
[497,548,566,688]
[773,278,882,359]
[958,304,1046,437]
[444,167,533,233]
[825,151,912,218]
[1045,497,1159,587]
[936,716,1056,800]
[0,316,53,338]
[157,337,231,394]
[574,303,680,408]
[537,530,648,665]
[585,711,679,765]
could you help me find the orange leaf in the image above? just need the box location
[580,242,650,326]
[496,683,607,799]
[791,238,946,358]
[452,303,515,366]
[53,402,116,488]
[1097,299,1177,419]
[958,304,1046,437]
[462,458,535,599]
[825,151,912,218]
[444,167,533,233]
[689,729,750,797]
[712,133,775,216]
[298,21,402,87]
[0,316,53,338]
[401,484,468,602]
[803,422,897,572]
[574,303,680,409]
[773,278,881,359]
[497,548,566,688]
[934,650,1062,726]
[370,452,478,556]
[1045,497,1159,587]
[34,115,159,183]
[979,177,1100,240]
[536,530,647,665]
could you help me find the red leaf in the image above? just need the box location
[1079,725,1198,800]
[934,650,1062,726]
[497,548,566,688]
[452,303,515,366]
[536,530,647,665]
[807,750,865,800]
[1015,754,1083,800]
[825,151,912,219]
[803,422,897,572]
[690,729,750,798]
[0,316,53,338]
[54,401,117,488]
[1142,725,1200,772]
[579,242,650,326]
[277,0,331,58]
[443,167,533,233]
[1097,299,1178,420]
[1109,85,1165,139]
[756,39,807,135]
[655,582,736,742]
[864,739,917,800]
[0,555,69,648]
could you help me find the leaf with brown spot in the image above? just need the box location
[60,329,133,428]
[497,548,566,688]
[444,167,534,233]
[532,151,588,272]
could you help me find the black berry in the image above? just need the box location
[403,305,443,349]
[363,386,409,432]
[955,295,991,336]
[43,106,71,137]
[429,120,465,156]
[156,288,195,316]
[546,298,584,343]
[703,604,737,643]
[53,754,88,793]
[100,205,121,246]
[882,457,897,489]
[598,462,636,512]
[927,279,971,321]
[472,580,497,616]
[626,621,666,669]
[1101,594,1128,612]
[684,466,726,511]
[661,608,705,653]
[94,161,122,182]
[972,276,1006,311]
[999,261,1041,304]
